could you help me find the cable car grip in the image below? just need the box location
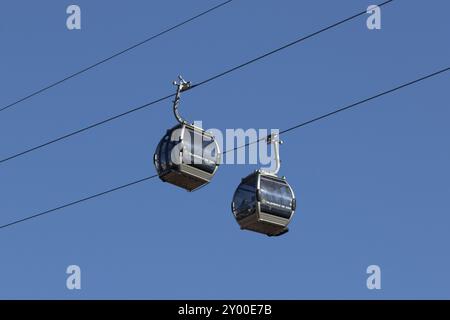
[172,75,191,125]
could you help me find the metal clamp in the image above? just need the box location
[172,75,191,125]
[261,133,283,175]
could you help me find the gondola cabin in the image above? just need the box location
[231,171,296,236]
[154,123,220,191]
[153,76,221,191]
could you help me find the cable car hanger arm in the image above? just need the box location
[172,75,192,125]
[260,133,282,176]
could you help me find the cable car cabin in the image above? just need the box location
[231,171,296,236]
[154,123,220,191]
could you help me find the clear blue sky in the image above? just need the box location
[0,0,449,299]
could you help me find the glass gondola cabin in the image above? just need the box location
[232,170,296,236]
[154,123,220,191]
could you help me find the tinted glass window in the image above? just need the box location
[233,176,257,220]
[154,141,161,171]
[260,176,293,219]
[166,139,178,166]
[159,138,168,171]
[182,129,217,174]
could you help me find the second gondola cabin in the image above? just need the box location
[232,170,296,236]
[231,134,296,236]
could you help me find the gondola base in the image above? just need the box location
[158,164,212,191]
[238,213,289,237]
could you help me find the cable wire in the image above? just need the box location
[0,65,447,231]
[222,66,450,154]
[0,0,394,166]
[191,0,394,89]
[0,0,233,114]
[0,175,158,230]
[0,94,175,164]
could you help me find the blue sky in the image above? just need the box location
[0,0,449,299]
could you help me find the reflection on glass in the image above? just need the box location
[260,176,293,219]
[182,129,217,173]
[159,139,168,171]
[233,177,257,220]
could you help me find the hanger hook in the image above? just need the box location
[172,75,191,125]
[261,133,283,175]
